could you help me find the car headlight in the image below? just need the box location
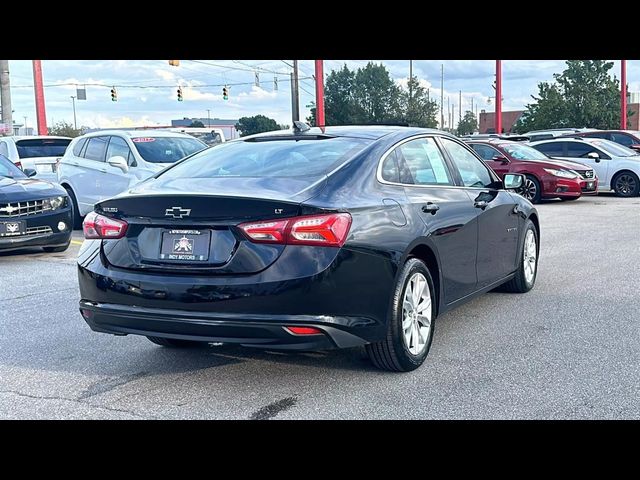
[543,168,578,179]
[44,196,66,210]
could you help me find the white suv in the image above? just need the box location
[0,136,72,182]
[58,130,206,227]
[530,137,640,196]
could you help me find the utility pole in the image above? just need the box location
[440,64,444,130]
[32,60,47,135]
[459,90,462,122]
[70,96,77,130]
[495,60,502,134]
[207,109,211,127]
[621,60,627,129]
[291,60,300,123]
[0,60,12,136]
[314,60,325,128]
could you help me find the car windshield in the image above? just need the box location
[501,143,549,161]
[16,138,70,158]
[590,139,639,157]
[131,136,207,163]
[158,136,372,180]
[0,154,27,179]
[186,131,223,146]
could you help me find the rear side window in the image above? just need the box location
[15,138,70,158]
[440,137,494,188]
[610,132,634,146]
[534,142,565,157]
[159,137,372,179]
[380,150,400,183]
[394,138,453,186]
[83,137,109,162]
[72,138,88,156]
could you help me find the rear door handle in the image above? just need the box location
[421,202,440,214]
[474,200,488,209]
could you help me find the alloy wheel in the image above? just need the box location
[402,272,432,355]
[615,174,637,196]
[522,179,537,201]
[523,229,537,284]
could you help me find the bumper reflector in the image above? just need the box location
[284,326,323,336]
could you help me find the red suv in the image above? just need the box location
[467,139,598,203]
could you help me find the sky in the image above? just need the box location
[5,60,639,130]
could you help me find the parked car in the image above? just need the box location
[564,130,640,153]
[467,139,597,203]
[77,125,539,372]
[0,154,72,253]
[58,130,207,228]
[461,133,530,142]
[524,128,596,142]
[164,127,226,146]
[530,137,640,197]
[0,136,72,182]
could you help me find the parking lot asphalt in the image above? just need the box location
[1,194,639,419]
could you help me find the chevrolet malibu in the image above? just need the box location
[77,126,540,372]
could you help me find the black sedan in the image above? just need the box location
[77,125,540,372]
[0,154,72,253]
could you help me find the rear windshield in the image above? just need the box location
[16,138,70,158]
[131,136,206,163]
[158,137,372,180]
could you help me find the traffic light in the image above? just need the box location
[177,87,183,102]
[168,60,180,67]
[222,86,228,100]
[110,87,117,102]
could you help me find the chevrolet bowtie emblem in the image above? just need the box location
[165,206,191,219]
[0,205,18,214]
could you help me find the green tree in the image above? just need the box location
[189,120,205,127]
[397,76,439,128]
[324,64,360,125]
[48,120,83,138]
[513,60,630,133]
[456,111,478,136]
[235,115,283,137]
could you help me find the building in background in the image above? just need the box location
[171,118,239,140]
[479,110,524,134]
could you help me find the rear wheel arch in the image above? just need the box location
[528,212,540,240]
[405,243,441,317]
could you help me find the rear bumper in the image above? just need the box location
[80,300,371,350]
[77,243,397,349]
[0,208,72,252]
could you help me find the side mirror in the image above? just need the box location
[107,155,129,173]
[23,168,37,177]
[503,173,524,190]
[586,151,600,163]
[492,154,510,164]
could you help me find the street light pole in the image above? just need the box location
[621,60,627,129]
[70,95,77,130]
[495,60,502,134]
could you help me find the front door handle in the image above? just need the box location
[474,200,488,209]
[421,202,440,214]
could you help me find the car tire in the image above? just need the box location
[64,187,83,230]
[611,171,640,197]
[43,244,70,253]
[559,196,580,201]
[522,175,542,204]
[501,219,538,293]
[366,258,436,372]
[146,336,202,348]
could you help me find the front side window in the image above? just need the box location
[471,144,501,161]
[566,142,599,158]
[394,138,454,186]
[83,137,109,162]
[106,136,133,162]
[131,136,206,164]
[440,137,493,188]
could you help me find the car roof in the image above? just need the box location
[81,129,194,138]
[7,135,72,141]
[529,136,598,144]
[241,125,447,141]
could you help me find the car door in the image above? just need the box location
[564,141,610,185]
[101,136,136,199]
[439,137,520,289]
[390,136,479,304]
[75,136,109,211]
[472,143,511,177]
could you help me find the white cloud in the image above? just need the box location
[238,85,278,100]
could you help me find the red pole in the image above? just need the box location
[32,60,48,135]
[621,60,627,129]
[495,60,502,134]
[314,60,325,128]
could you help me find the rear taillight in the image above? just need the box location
[83,212,128,239]
[238,213,352,248]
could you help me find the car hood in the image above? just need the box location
[533,158,594,170]
[0,176,66,203]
